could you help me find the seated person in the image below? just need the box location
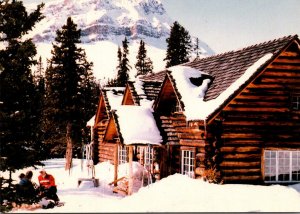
[17,171,39,203]
[38,169,60,204]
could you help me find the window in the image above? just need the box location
[264,150,300,183]
[291,95,300,110]
[144,146,154,172]
[118,145,127,165]
[181,149,195,178]
[138,146,154,172]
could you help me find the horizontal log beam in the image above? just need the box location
[99,143,116,148]
[267,64,300,70]
[221,168,261,175]
[260,78,300,84]
[220,161,261,167]
[178,133,204,140]
[222,153,261,160]
[179,139,206,147]
[99,153,114,161]
[224,106,289,113]
[235,95,287,101]
[223,121,299,126]
[263,70,300,77]
[274,58,300,64]
[223,175,261,181]
[220,146,261,153]
[280,51,299,57]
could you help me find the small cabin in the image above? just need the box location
[153,35,300,184]
[91,77,165,189]
[90,35,300,185]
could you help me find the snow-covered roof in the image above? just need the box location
[86,115,95,127]
[103,86,162,145]
[168,53,273,121]
[115,102,162,146]
[105,87,125,110]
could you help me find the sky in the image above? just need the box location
[6,158,300,212]
[162,0,300,53]
[24,0,300,54]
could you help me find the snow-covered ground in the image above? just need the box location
[5,158,300,213]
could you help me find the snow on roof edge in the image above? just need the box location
[198,53,274,121]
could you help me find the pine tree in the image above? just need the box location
[164,21,192,68]
[194,37,201,59]
[43,17,98,170]
[116,37,131,86]
[0,0,44,207]
[135,40,153,77]
[109,46,122,87]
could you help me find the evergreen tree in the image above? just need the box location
[109,46,122,87]
[135,40,153,77]
[0,0,44,208]
[164,21,192,68]
[0,0,44,175]
[194,37,201,59]
[116,37,131,86]
[43,17,98,169]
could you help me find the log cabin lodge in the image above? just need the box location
[87,35,300,189]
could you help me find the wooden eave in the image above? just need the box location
[94,92,106,127]
[153,71,183,112]
[121,84,135,105]
[206,37,300,124]
[102,112,122,144]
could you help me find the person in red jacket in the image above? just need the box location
[38,169,60,203]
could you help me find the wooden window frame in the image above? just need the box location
[291,94,300,110]
[181,148,196,178]
[138,146,154,172]
[118,145,128,165]
[264,149,300,183]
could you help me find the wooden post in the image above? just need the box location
[128,146,133,195]
[65,122,73,171]
[113,144,118,186]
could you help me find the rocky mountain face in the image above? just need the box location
[32,0,174,46]
[27,0,214,81]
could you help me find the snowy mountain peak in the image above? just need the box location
[31,0,173,45]
[26,0,214,82]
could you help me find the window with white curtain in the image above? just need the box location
[264,150,300,183]
[181,149,195,178]
[118,145,127,165]
[138,146,154,172]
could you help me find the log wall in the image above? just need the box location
[98,142,116,163]
[158,112,207,178]
[216,45,300,183]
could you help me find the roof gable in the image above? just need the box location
[121,84,136,105]
[102,114,119,142]
[185,35,298,102]
[153,73,182,115]
[94,92,107,126]
[94,88,124,126]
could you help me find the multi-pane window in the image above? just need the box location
[291,95,300,110]
[144,146,154,172]
[264,150,300,183]
[181,150,195,178]
[138,146,154,172]
[118,145,127,165]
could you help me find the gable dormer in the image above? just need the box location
[121,83,137,105]
[102,112,120,144]
[153,72,182,116]
[94,91,109,127]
